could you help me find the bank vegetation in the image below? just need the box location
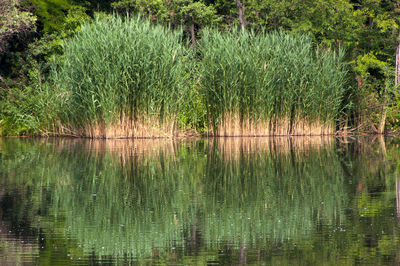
[3,15,348,138]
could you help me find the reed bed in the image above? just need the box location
[44,16,348,138]
[197,29,347,136]
[49,15,190,138]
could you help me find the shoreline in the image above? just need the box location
[0,132,391,139]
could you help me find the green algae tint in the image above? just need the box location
[0,137,399,265]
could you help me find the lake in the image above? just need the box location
[0,137,399,265]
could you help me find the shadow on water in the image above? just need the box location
[0,136,400,264]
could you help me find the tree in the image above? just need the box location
[0,0,36,83]
[112,0,218,45]
[235,0,245,28]
[29,0,72,32]
[173,0,218,45]
[0,0,36,54]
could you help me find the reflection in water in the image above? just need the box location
[0,137,400,264]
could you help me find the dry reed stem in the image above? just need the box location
[209,113,334,137]
[54,114,180,139]
[52,112,334,138]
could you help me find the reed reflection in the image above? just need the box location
[0,137,399,264]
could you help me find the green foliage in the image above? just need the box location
[112,0,170,20]
[174,0,219,25]
[29,6,90,61]
[30,0,73,32]
[354,52,396,131]
[356,52,391,79]
[112,0,218,24]
[354,52,392,105]
[0,86,42,135]
[0,6,89,136]
[0,0,36,53]
[112,0,219,45]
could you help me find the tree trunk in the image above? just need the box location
[396,29,400,86]
[190,22,195,47]
[378,102,387,134]
[377,134,386,156]
[235,0,246,29]
[381,28,400,134]
[397,178,400,219]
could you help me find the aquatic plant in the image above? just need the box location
[197,29,348,136]
[49,15,190,138]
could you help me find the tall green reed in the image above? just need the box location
[197,29,347,134]
[50,14,189,132]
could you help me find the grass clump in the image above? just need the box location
[197,29,348,136]
[49,14,190,138]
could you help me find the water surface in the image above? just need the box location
[0,137,399,265]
